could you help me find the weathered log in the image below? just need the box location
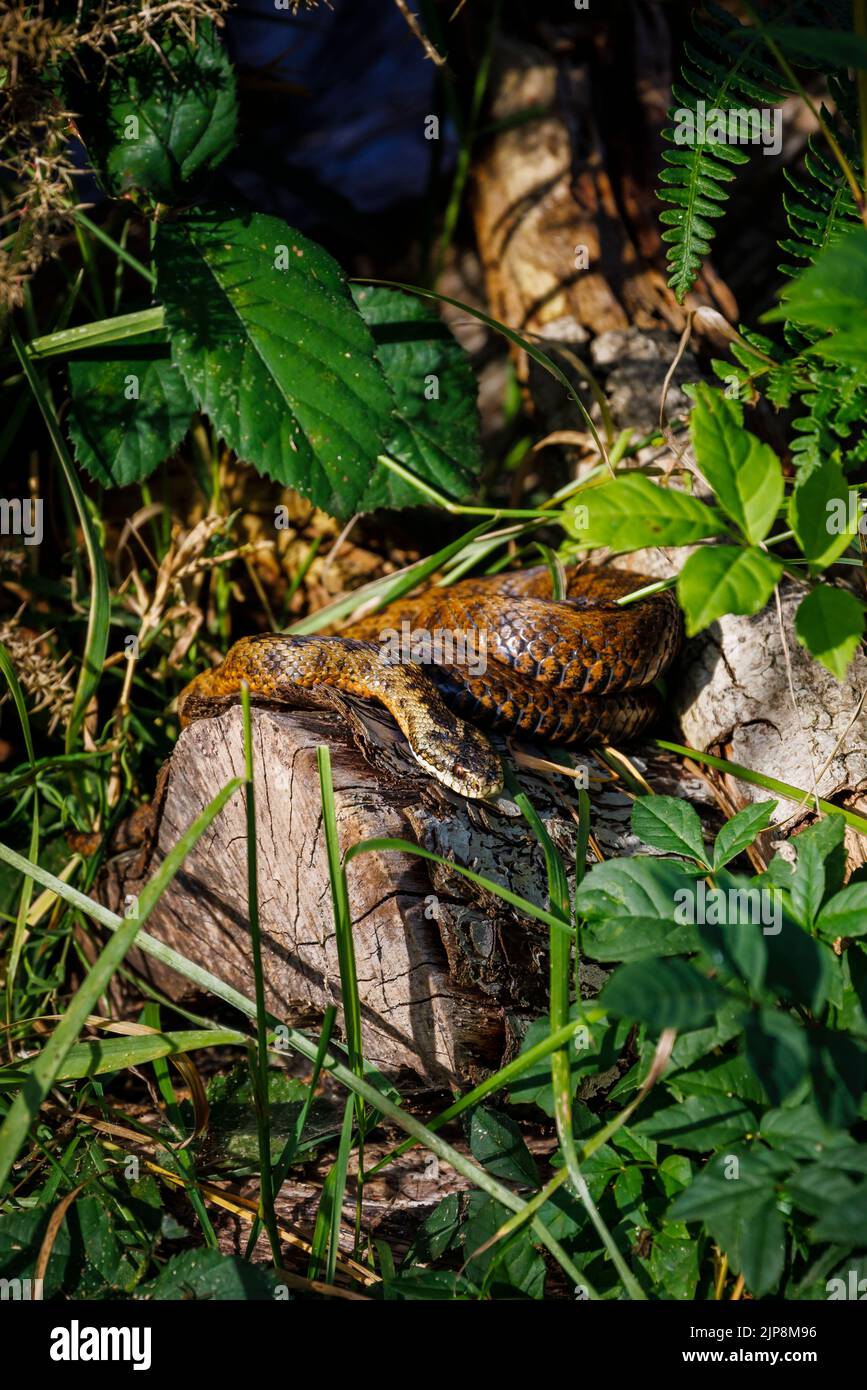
[102,686,717,1090]
[675,578,867,869]
[470,34,736,410]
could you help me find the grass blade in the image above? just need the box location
[240,684,282,1263]
[26,306,165,359]
[656,739,867,836]
[0,642,39,1015]
[1,1029,247,1084]
[0,775,242,1193]
[506,769,645,1300]
[11,328,111,751]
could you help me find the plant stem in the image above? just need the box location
[743,0,867,222]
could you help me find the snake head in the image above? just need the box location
[408,715,504,801]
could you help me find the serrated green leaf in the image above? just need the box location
[630,795,708,864]
[788,458,855,572]
[795,585,865,679]
[350,286,481,509]
[634,1094,756,1151]
[73,23,236,203]
[140,1248,281,1300]
[698,879,769,993]
[601,959,725,1031]
[647,1227,700,1300]
[462,1194,546,1298]
[812,1186,867,1244]
[713,801,777,869]
[762,916,833,1013]
[810,1028,867,1129]
[816,882,867,939]
[743,1008,809,1105]
[787,813,847,929]
[689,386,783,541]
[676,545,782,635]
[67,334,195,486]
[567,473,725,551]
[469,1106,540,1187]
[669,1147,786,1294]
[762,26,867,70]
[766,227,867,364]
[155,209,395,518]
[673,1053,767,1105]
[575,857,702,960]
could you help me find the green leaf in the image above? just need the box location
[795,585,865,679]
[787,814,847,929]
[762,26,867,71]
[630,795,708,864]
[759,1102,841,1158]
[810,1029,867,1129]
[789,1162,861,1217]
[141,1248,281,1300]
[743,1009,809,1105]
[713,801,777,870]
[667,999,746,1072]
[657,1154,694,1199]
[601,959,725,1031]
[766,227,867,365]
[672,1053,766,1106]
[462,1194,546,1298]
[647,1227,700,1300]
[812,1185,867,1244]
[715,1191,787,1296]
[670,1147,787,1295]
[469,1106,540,1187]
[787,458,855,573]
[508,1012,616,1116]
[817,882,867,939]
[350,286,481,509]
[408,1194,463,1263]
[575,858,702,960]
[762,916,833,1014]
[634,1094,756,1151]
[567,473,725,551]
[384,1269,476,1300]
[689,386,783,542]
[613,1164,644,1214]
[67,334,195,486]
[698,886,768,994]
[73,23,236,203]
[154,209,395,519]
[676,545,782,636]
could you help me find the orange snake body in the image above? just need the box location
[179,565,681,798]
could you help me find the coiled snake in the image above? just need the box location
[178,565,682,799]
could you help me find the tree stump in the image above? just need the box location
[102,687,716,1090]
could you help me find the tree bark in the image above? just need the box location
[101,690,713,1089]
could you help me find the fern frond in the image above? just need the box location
[778,129,861,281]
[657,2,789,303]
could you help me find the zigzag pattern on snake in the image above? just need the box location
[178,565,682,798]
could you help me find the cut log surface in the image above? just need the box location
[104,689,717,1090]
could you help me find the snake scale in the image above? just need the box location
[178,565,682,799]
